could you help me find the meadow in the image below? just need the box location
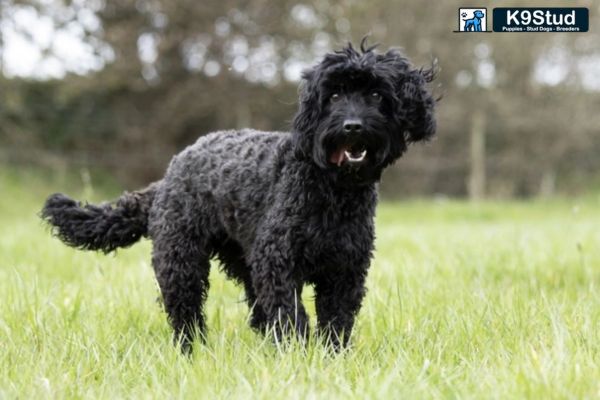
[1,167,599,399]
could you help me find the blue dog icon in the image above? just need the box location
[463,10,485,31]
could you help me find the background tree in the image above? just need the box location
[1,0,599,197]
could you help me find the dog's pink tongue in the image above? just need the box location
[330,148,347,166]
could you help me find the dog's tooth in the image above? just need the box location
[344,150,367,163]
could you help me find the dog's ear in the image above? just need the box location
[380,50,437,143]
[292,68,321,158]
[398,65,437,143]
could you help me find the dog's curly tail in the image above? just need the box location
[41,182,160,253]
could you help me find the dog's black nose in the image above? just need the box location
[343,119,363,133]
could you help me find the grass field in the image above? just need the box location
[1,168,599,399]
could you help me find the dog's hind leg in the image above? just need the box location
[150,192,212,353]
[152,234,211,353]
[243,280,268,331]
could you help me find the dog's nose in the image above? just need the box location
[343,119,363,133]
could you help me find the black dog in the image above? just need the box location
[41,40,436,353]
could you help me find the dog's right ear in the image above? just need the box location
[292,68,321,158]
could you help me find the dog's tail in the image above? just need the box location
[41,182,160,253]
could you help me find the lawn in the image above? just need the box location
[1,167,599,399]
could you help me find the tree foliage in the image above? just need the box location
[1,0,599,196]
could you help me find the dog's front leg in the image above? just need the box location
[250,234,309,343]
[314,268,368,350]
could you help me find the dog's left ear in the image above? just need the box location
[380,49,437,143]
[398,65,437,143]
[292,68,321,158]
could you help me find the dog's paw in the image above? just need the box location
[268,310,310,345]
[316,325,353,352]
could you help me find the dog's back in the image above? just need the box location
[42,129,292,253]
[149,129,294,246]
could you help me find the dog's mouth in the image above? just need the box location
[329,143,368,167]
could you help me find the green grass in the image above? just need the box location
[1,167,600,399]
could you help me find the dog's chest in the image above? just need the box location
[300,202,375,270]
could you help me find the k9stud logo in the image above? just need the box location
[454,7,588,34]
[455,8,488,32]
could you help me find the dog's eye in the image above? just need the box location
[371,92,382,101]
[330,93,340,103]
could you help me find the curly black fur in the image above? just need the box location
[41,40,436,353]
[41,184,157,253]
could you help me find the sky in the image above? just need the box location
[1,4,108,79]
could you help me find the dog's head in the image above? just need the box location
[292,40,436,186]
[473,10,485,18]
